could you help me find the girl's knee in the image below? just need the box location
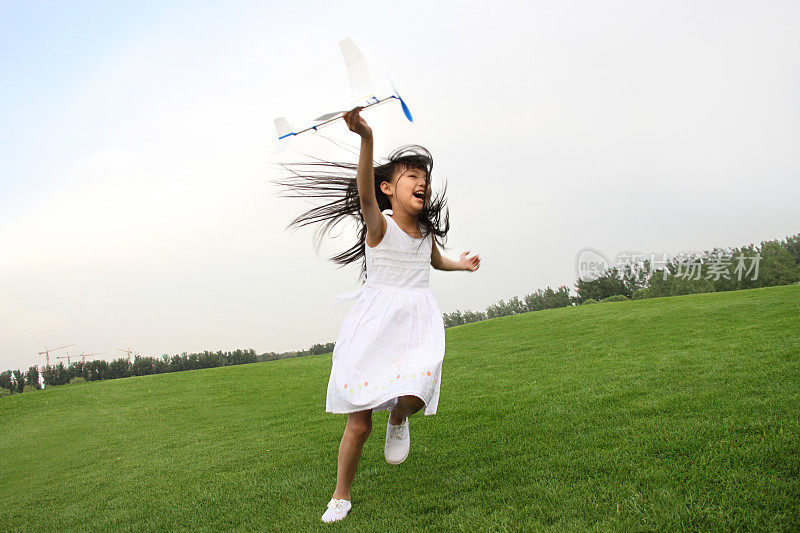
[346,412,373,440]
[346,422,372,441]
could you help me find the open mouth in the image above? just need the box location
[413,191,426,201]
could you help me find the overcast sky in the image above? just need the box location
[2,0,798,371]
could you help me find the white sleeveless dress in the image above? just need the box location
[326,208,446,415]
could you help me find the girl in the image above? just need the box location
[272,107,480,524]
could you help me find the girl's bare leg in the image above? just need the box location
[389,395,425,425]
[332,409,373,500]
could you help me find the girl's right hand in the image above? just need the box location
[343,106,372,139]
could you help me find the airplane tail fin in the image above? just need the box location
[274,117,293,139]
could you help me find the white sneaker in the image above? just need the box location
[321,498,352,523]
[384,416,410,464]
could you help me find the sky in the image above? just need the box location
[2,0,798,371]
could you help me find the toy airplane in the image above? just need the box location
[273,37,413,153]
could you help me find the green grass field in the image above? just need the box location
[1,285,798,531]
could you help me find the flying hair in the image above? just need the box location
[270,144,451,283]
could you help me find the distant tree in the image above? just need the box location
[259,351,280,362]
[462,309,487,323]
[67,361,84,382]
[645,267,715,298]
[756,240,800,286]
[26,366,41,390]
[88,359,110,381]
[524,290,547,311]
[108,358,131,379]
[50,362,70,385]
[443,310,465,327]
[779,233,800,266]
[0,370,12,392]
[131,355,156,376]
[574,267,632,303]
[524,286,572,311]
[307,343,335,356]
[198,351,224,368]
[486,300,511,319]
[507,296,526,314]
[12,370,25,393]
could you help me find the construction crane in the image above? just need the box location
[38,344,74,366]
[79,352,104,364]
[55,353,75,365]
[116,348,139,365]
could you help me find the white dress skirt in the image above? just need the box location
[326,209,446,416]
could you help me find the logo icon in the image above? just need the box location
[576,248,610,282]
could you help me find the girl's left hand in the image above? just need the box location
[459,251,480,272]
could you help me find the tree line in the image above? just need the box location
[0,343,334,396]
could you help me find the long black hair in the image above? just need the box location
[270,144,450,283]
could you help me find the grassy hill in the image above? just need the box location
[1,285,798,531]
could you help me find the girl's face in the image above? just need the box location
[384,164,430,215]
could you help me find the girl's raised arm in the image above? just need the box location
[343,107,385,246]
